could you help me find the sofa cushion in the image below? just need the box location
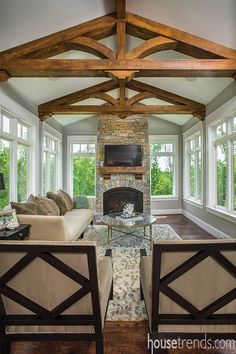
[58,189,73,211]
[35,196,60,216]
[11,201,45,215]
[46,192,67,215]
[65,208,93,240]
[73,195,89,209]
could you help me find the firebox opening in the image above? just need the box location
[103,187,143,215]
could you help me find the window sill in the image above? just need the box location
[151,196,179,202]
[183,199,203,209]
[206,206,236,224]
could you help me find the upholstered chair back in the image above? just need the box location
[0,241,103,335]
[151,239,236,333]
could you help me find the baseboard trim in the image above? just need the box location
[182,210,230,239]
[152,209,182,215]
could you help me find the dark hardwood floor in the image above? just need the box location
[10,215,235,354]
[155,214,215,239]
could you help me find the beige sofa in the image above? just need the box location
[17,197,95,241]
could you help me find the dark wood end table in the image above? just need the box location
[0,224,31,240]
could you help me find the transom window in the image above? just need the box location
[150,136,178,198]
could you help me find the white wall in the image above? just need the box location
[182,94,236,238]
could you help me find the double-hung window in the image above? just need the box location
[42,129,62,195]
[184,127,203,205]
[68,137,96,196]
[0,111,32,209]
[150,135,178,198]
[208,113,236,218]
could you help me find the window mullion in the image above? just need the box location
[228,140,233,211]
[10,140,17,202]
[195,151,198,200]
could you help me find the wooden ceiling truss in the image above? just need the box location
[0,0,236,121]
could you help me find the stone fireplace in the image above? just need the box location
[96,114,150,215]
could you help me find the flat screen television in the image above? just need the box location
[104,145,142,167]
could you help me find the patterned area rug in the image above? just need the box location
[84,224,181,321]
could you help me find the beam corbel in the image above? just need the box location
[0,70,10,82]
[105,70,138,82]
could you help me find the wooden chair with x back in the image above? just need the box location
[0,240,113,354]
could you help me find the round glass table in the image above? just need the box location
[97,212,156,248]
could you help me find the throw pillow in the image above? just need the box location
[35,196,60,216]
[46,192,67,215]
[57,189,74,211]
[73,195,89,209]
[11,201,45,215]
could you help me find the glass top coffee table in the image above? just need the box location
[97,212,156,248]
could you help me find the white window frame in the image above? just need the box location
[149,135,178,200]
[67,135,97,196]
[206,96,236,223]
[0,108,33,202]
[183,122,203,208]
[42,123,62,195]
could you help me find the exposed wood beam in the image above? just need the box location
[126,23,156,41]
[39,80,118,107]
[0,70,10,82]
[127,80,205,107]
[126,36,177,59]
[116,20,126,59]
[86,92,117,105]
[119,80,126,104]
[116,0,126,19]
[65,36,116,59]
[82,24,116,41]
[176,42,221,59]
[0,15,117,60]
[127,92,156,105]
[22,43,68,59]
[126,12,236,60]
[193,111,205,120]
[39,103,205,117]
[1,59,236,77]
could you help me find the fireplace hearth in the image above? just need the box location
[103,187,143,215]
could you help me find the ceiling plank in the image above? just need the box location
[39,103,205,117]
[126,36,177,59]
[126,12,236,60]
[65,36,116,59]
[0,15,117,60]
[1,58,236,77]
[127,79,205,107]
[116,0,126,19]
[39,80,119,107]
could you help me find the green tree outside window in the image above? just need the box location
[0,139,10,210]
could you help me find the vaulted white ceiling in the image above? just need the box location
[0,0,235,126]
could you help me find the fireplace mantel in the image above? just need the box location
[99,166,145,180]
